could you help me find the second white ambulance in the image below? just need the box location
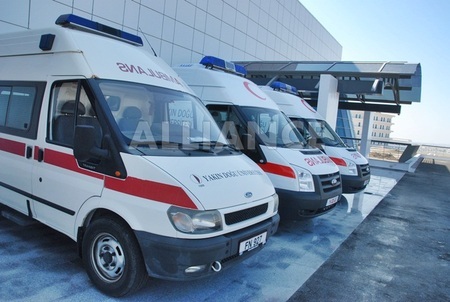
[174,57,342,220]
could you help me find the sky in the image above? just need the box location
[300,0,450,146]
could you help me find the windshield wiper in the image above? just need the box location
[283,141,306,148]
[129,140,183,150]
[192,141,241,153]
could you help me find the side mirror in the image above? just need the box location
[74,125,108,161]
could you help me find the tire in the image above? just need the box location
[82,216,148,297]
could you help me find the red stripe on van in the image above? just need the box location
[105,176,197,209]
[44,148,104,179]
[257,162,296,179]
[44,148,196,209]
[0,138,25,156]
[329,156,347,166]
[34,146,40,160]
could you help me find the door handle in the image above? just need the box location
[26,146,33,159]
[37,148,44,162]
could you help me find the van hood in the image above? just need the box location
[143,154,275,210]
[273,147,339,174]
[323,145,369,165]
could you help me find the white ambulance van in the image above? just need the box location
[260,82,370,193]
[174,57,342,220]
[0,15,280,296]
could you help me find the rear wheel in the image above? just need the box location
[82,217,148,297]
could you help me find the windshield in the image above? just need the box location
[291,117,346,148]
[240,106,307,148]
[97,80,231,155]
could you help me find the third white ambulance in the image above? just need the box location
[260,82,370,193]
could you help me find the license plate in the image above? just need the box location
[326,196,339,206]
[239,232,267,255]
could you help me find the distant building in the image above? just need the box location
[351,111,395,140]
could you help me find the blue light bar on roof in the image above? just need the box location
[200,56,247,76]
[270,81,298,95]
[55,14,143,46]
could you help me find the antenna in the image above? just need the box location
[138,27,157,57]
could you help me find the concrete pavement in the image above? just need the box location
[288,159,450,301]
[2,161,447,301]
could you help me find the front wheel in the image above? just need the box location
[82,217,148,297]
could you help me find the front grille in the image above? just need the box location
[319,171,341,193]
[359,164,371,177]
[224,203,268,225]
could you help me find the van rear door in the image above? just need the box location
[0,82,45,215]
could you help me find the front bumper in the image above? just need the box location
[342,173,370,193]
[134,214,280,280]
[276,188,341,219]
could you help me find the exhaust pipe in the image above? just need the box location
[211,261,222,272]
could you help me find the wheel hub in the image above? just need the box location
[92,233,126,281]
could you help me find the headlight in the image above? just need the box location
[167,206,222,234]
[273,193,279,213]
[294,166,315,192]
[344,158,357,175]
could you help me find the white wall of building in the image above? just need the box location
[352,110,395,140]
[0,0,342,66]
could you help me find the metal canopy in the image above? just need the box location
[233,61,422,114]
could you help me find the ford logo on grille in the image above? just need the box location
[331,178,338,185]
[245,192,253,198]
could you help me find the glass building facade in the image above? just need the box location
[0,0,356,137]
[0,0,342,66]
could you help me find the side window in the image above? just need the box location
[0,87,10,126]
[0,83,44,139]
[206,104,244,149]
[6,87,36,130]
[206,104,264,162]
[48,81,100,147]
